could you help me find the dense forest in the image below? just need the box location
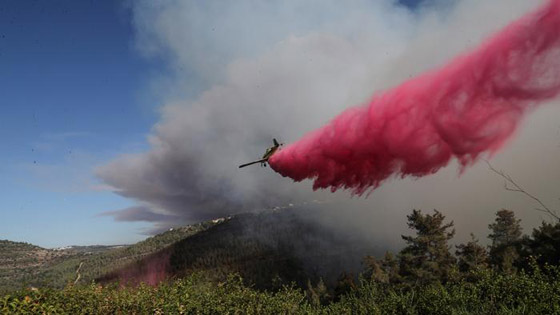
[2,207,560,313]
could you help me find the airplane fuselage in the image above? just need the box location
[239,139,282,168]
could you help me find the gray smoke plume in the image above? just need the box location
[98,0,560,245]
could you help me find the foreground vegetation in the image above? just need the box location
[2,266,559,314]
[3,207,560,313]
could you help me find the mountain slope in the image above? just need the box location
[2,207,385,292]
[99,208,383,289]
[0,221,216,292]
[0,240,50,291]
[0,240,112,292]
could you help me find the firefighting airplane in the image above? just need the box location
[239,139,282,168]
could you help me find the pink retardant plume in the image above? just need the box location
[269,0,560,195]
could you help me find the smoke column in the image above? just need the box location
[269,0,560,195]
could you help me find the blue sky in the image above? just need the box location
[0,1,161,247]
[0,0,423,248]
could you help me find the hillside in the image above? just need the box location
[0,221,216,292]
[0,240,113,292]
[1,240,49,290]
[1,208,384,292]
[99,208,383,289]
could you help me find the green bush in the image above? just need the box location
[3,266,560,314]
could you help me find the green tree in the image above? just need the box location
[363,252,401,284]
[488,209,523,273]
[455,233,488,273]
[363,255,387,283]
[398,209,456,285]
[381,252,401,284]
[523,221,560,267]
[488,209,523,245]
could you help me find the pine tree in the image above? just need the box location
[381,252,401,284]
[488,209,523,273]
[524,221,560,267]
[455,233,488,273]
[398,209,456,285]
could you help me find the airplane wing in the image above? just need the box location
[239,159,267,168]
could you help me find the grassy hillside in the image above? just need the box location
[0,240,104,292]
[0,221,216,292]
[0,240,51,291]
[36,221,216,289]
